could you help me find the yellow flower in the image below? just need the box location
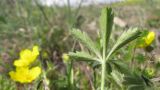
[137,31,155,48]
[9,66,41,83]
[9,45,41,83]
[145,31,155,45]
[62,53,70,63]
[14,46,39,67]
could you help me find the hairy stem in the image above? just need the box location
[101,61,106,90]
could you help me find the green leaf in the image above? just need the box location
[70,29,100,57]
[127,85,145,90]
[106,62,112,74]
[111,70,124,88]
[99,7,114,54]
[68,51,99,62]
[123,75,144,85]
[123,42,136,61]
[136,30,149,47]
[135,53,146,63]
[110,60,130,74]
[0,16,6,23]
[123,72,152,90]
[107,28,141,59]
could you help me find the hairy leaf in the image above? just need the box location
[127,85,145,90]
[110,60,130,75]
[123,72,152,90]
[99,7,114,54]
[68,51,98,62]
[111,70,124,88]
[107,28,141,59]
[70,29,100,57]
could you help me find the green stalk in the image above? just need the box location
[101,61,106,90]
[67,0,72,26]
[67,60,74,90]
[70,61,74,90]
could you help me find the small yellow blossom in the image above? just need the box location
[14,46,39,67]
[9,66,41,83]
[145,31,155,45]
[62,53,70,63]
[9,45,41,83]
[137,31,155,48]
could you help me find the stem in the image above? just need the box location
[101,61,106,90]
[67,0,72,26]
[68,61,74,90]
[130,44,136,70]
[70,62,74,89]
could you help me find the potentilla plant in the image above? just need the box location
[67,7,143,90]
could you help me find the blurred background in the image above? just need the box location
[0,0,160,89]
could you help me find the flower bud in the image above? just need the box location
[62,53,70,63]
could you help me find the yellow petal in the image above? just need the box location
[20,49,36,64]
[137,31,155,48]
[15,46,39,67]
[9,67,29,83]
[145,31,155,45]
[29,66,41,80]
[20,49,32,60]
[9,71,16,81]
[14,59,30,67]
[32,46,39,56]
[9,67,41,83]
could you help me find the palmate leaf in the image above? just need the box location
[123,72,152,90]
[123,74,144,85]
[68,51,99,62]
[110,60,130,75]
[127,85,145,90]
[107,28,141,59]
[99,7,114,53]
[110,70,124,88]
[105,59,130,75]
[70,29,100,57]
